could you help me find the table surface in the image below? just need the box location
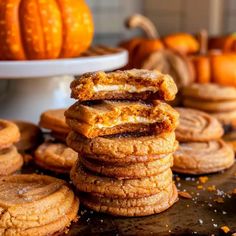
[22,162,236,236]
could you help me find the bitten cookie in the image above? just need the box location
[0,174,79,235]
[0,119,20,149]
[35,142,78,173]
[173,140,234,174]
[70,69,178,101]
[65,100,179,138]
[175,107,223,142]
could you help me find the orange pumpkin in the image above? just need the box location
[163,33,199,55]
[0,0,94,60]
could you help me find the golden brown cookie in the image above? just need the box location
[0,174,79,235]
[182,83,236,101]
[71,160,173,198]
[80,154,173,179]
[0,119,20,149]
[14,120,43,152]
[67,131,178,159]
[39,108,70,134]
[211,110,236,127]
[173,140,235,174]
[175,107,223,142]
[183,98,236,112]
[0,146,23,176]
[35,142,78,173]
[223,131,236,153]
[65,100,179,138]
[70,69,178,101]
[80,184,178,217]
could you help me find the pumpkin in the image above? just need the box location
[0,0,94,60]
[163,33,199,55]
[120,14,199,68]
[189,30,236,87]
[209,34,236,52]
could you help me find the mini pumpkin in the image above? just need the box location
[0,0,94,60]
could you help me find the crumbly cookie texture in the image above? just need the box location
[0,174,79,235]
[173,140,234,174]
[70,69,178,101]
[175,107,223,142]
[65,100,179,138]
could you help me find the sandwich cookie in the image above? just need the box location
[70,69,178,101]
[35,142,78,173]
[65,100,179,138]
[71,160,173,198]
[0,174,79,235]
[0,146,23,176]
[67,131,178,160]
[80,154,173,179]
[173,140,234,174]
[80,184,178,217]
[0,120,20,149]
[175,108,223,142]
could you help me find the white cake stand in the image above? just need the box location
[0,49,128,122]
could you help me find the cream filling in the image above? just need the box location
[95,116,157,129]
[92,84,158,93]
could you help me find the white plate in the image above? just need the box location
[0,50,128,79]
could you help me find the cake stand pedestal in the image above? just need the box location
[0,49,128,122]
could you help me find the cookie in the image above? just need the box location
[173,140,235,174]
[0,146,23,176]
[80,154,173,179]
[35,142,78,173]
[211,110,236,127]
[70,69,178,101]
[39,109,70,134]
[175,108,223,142]
[65,100,179,138]
[183,98,236,112]
[223,131,236,153]
[0,119,20,149]
[14,120,43,152]
[80,184,178,217]
[0,174,79,235]
[71,160,173,198]
[182,83,236,101]
[67,131,178,159]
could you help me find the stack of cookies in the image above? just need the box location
[66,69,180,217]
[0,119,23,176]
[174,108,234,175]
[182,83,236,128]
[35,109,78,173]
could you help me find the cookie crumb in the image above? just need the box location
[197,185,203,190]
[220,226,230,234]
[232,188,236,195]
[199,176,208,184]
[178,191,192,199]
[207,185,216,192]
[214,197,224,203]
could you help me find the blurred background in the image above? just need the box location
[88,0,234,45]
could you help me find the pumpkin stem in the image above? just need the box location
[198,29,208,55]
[126,14,159,39]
